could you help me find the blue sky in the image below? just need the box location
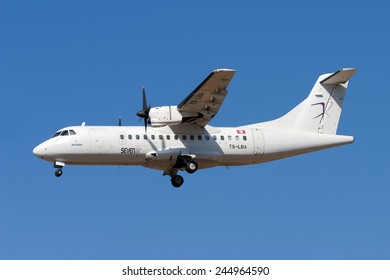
[1,0,389,259]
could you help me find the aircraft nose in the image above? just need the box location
[33,144,47,159]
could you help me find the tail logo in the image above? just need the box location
[311,102,325,119]
[311,101,335,121]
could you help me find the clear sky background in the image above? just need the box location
[1,0,389,260]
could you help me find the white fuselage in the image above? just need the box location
[32,68,357,187]
[33,124,354,172]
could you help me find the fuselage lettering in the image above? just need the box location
[121,148,136,154]
[229,144,247,150]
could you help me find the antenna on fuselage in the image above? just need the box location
[118,116,122,126]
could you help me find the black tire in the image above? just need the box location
[185,161,198,174]
[55,169,63,177]
[171,175,184,188]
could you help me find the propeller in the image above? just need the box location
[136,86,151,132]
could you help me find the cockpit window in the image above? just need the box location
[52,131,61,138]
[51,129,75,138]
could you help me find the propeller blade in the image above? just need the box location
[142,86,147,111]
[136,86,151,133]
[144,118,147,133]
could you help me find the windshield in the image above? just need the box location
[51,131,61,138]
[51,129,76,138]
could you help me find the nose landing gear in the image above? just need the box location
[53,161,65,177]
[55,168,63,177]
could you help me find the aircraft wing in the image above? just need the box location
[177,69,236,127]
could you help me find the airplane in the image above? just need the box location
[33,68,357,188]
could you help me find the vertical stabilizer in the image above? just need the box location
[268,68,357,134]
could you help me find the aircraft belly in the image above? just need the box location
[218,154,257,166]
[63,152,145,165]
[216,141,255,165]
[258,129,354,162]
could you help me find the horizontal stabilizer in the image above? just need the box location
[320,68,357,85]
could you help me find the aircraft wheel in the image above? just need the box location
[185,161,198,174]
[171,175,184,188]
[55,169,63,177]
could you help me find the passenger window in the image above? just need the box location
[166,135,170,140]
[151,135,155,140]
[128,135,132,140]
[144,135,148,140]
[220,135,225,141]
[198,135,202,140]
[235,135,239,141]
[182,135,187,140]
[120,134,124,140]
[61,130,69,136]
[159,135,163,140]
[174,135,179,140]
[212,135,217,140]
[205,135,210,140]
[243,136,247,141]
[228,135,232,141]
[69,130,76,135]
[136,135,140,140]
[190,135,194,140]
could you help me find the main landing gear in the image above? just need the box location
[168,157,199,188]
[171,175,184,188]
[185,160,198,174]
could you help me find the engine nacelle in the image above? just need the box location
[149,106,183,127]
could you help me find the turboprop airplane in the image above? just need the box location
[33,68,357,188]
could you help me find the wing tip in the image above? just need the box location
[214,68,236,73]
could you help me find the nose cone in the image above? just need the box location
[33,144,46,159]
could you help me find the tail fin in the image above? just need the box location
[271,68,357,134]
